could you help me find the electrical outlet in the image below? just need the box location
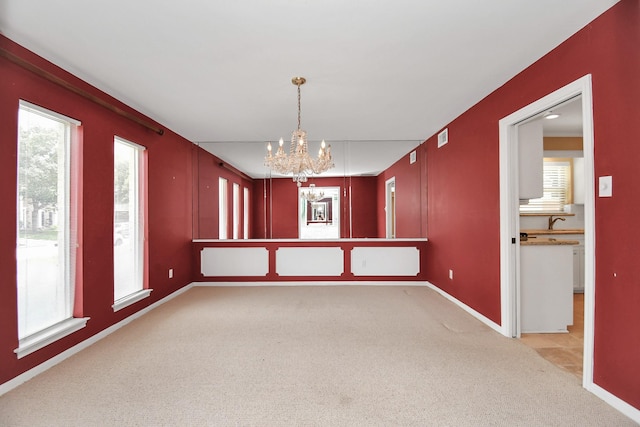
[169,268,174,279]
[449,269,454,280]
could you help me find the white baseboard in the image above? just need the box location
[424,281,503,334]
[0,283,194,397]
[195,281,429,287]
[587,382,640,424]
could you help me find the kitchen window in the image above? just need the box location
[520,158,572,213]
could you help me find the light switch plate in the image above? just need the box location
[599,176,612,197]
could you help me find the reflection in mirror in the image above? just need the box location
[192,140,427,240]
[299,186,340,239]
[385,177,396,238]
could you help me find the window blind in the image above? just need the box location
[520,160,571,213]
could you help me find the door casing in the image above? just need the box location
[498,75,596,387]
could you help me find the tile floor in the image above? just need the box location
[520,293,584,378]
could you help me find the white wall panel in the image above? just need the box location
[276,247,344,276]
[351,246,420,276]
[201,247,269,276]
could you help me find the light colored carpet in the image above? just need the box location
[0,286,634,426]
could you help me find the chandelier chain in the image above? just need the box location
[297,82,302,131]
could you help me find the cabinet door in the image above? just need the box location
[578,246,585,290]
[573,248,580,290]
[518,120,544,199]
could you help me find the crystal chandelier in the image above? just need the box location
[300,184,325,202]
[265,77,334,186]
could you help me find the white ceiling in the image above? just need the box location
[0,0,616,177]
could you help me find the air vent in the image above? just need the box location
[409,150,417,164]
[438,128,449,148]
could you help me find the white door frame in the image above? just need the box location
[385,177,396,238]
[498,75,596,387]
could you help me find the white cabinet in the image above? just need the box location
[518,120,543,199]
[521,244,574,333]
[573,246,584,292]
[566,233,585,293]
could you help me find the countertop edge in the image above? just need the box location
[521,238,580,246]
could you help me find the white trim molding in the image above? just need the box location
[14,317,90,359]
[195,281,428,287]
[587,383,640,424]
[112,288,153,312]
[424,281,503,334]
[498,76,596,379]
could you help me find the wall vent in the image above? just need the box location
[438,128,449,148]
[409,150,417,164]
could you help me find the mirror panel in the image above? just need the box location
[298,187,340,239]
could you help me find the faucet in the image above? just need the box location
[548,215,565,230]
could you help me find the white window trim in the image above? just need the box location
[19,100,81,125]
[113,137,146,302]
[219,177,228,239]
[17,101,80,343]
[112,288,153,312]
[14,317,90,359]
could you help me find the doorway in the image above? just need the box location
[385,177,396,238]
[498,75,595,387]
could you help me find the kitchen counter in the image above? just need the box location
[520,237,580,246]
[521,229,584,235]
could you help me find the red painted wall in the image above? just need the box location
[2,0,639,412]
[0,36,195,384]
[376,143,427,238]
[252,176,378,239]
[192,146,253,239]
[414,0,639,409]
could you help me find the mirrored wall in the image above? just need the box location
[192,140,427,240]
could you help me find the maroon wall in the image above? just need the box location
[192,146,253,240]
[0,36,195,384]
[2,0,639,412]
[376,143,427,238]
[415,0,639,409]
[252,176,378,239]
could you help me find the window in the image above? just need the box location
[113,137,149,311]
[243,187,249,239]
[233,183,240,239]
[15,101,87,358]
[219,177,228,239]
[520,158,572,213]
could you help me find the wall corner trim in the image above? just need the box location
[423,281,503,334]
[586,383,640,424]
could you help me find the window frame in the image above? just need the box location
[14,100,88,359]
[232,182,240,239]
[112,136,151,312]
[219,177,228,239]
[243,187,249,239]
